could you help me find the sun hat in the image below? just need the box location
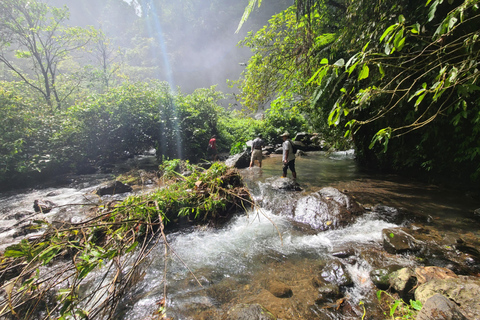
[280,131,290,137]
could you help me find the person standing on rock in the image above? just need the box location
[249,133,265,168]
[281,131,296,179]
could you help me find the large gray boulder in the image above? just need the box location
[225,150,251,169]
[292,187,364,231]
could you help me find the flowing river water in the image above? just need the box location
[1,151,479,319]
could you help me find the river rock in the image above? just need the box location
[33,199,56,213]
[382,227,421,254]
[294,132,311,143]
[388,267,416,300]
[224,303,276,320]
[253,179,300,216]
[416,293,468,320]
[370,265,403,290]
[292,140,305,153]
[225,150,250,169]
[292,187,362,231]
[415,275,480,319]
[313,282,341,303]
[454,244,480,268]
[263,280,293,298]
[95,181,133,196]
[372,205,406,224]
[319,260,353,287]
[414,266,457,285]
[206,277,238,304]
[270,177,302,191]
[263,145,275,154]
[294,132,323,151]
[358,247,412,270]
[317,187,364,214]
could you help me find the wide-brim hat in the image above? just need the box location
[280,131,290,137]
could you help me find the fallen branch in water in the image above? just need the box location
[0,161,252,319]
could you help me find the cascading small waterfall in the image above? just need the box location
[2,150,478,319]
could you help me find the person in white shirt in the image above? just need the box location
[281,131,296,179]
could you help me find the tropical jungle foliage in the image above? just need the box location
[2,0,478,187]
[0,0,305,190]
[236,0,480,183]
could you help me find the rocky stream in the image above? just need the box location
[1,150,480,319]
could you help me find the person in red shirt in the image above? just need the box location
[208,135,218,161]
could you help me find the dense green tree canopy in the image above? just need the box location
[236,0,480,182]
[0,0,99,108]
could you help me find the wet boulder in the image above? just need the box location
[224,303,276,320]
[370,265,403,290]
[319,260,353,287]
[315,283,341,303]
[451,244,480,273]
[358,247,411,270]
[252,178,300,216]
[415,276,480,319]
[225,150,251,169]
[382,227,422,254]
[292,187,362,231]
[270,177,302,191]
[317,187,364,214]
[263,145,275,155]
[312,277,341,303]
[296,150,307,157]
[416,293,468,320]
[33,199,56,213]
[95,181,133,196]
